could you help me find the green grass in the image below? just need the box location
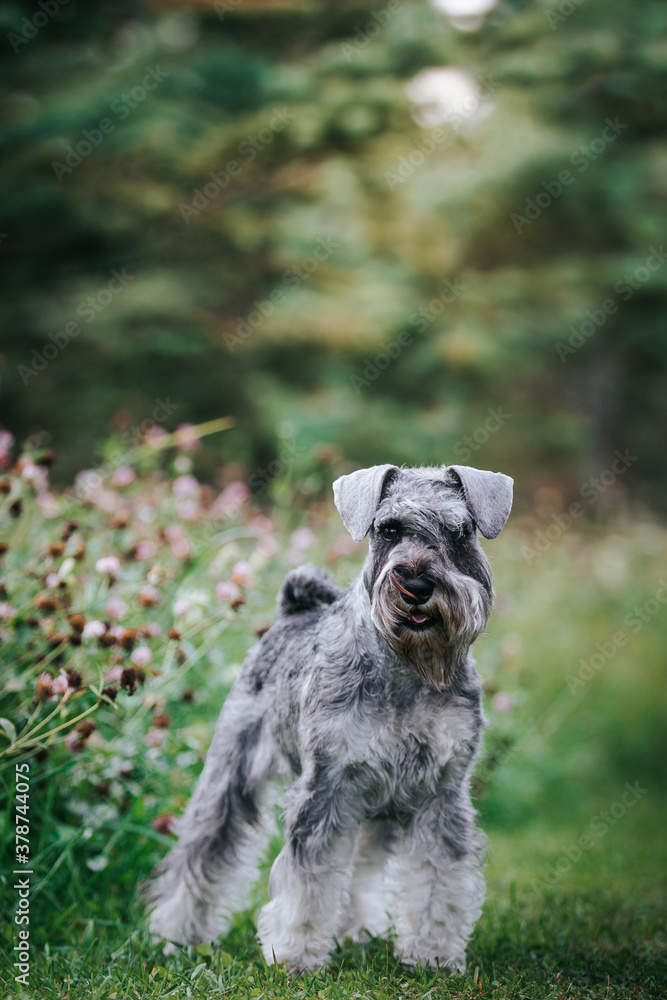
[0,460,666,998]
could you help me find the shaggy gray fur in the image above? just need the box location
[146,464,513,974]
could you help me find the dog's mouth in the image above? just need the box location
[405,610,433,628]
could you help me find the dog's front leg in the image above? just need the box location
[257,769,361,973]
[389,790,485,974]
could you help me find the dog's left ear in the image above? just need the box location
[446,465,513,539]
[333,464,399,542]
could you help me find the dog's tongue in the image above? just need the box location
[410,612,429,624]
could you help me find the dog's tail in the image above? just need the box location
[277,564,343,617]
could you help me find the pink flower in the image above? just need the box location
[172,475,200,499]
[143,621,162,637]
[0,430,14,450]
[36,492,59,516]
[52,672,69,695]
[104,665,123,683]
[135,540,158,561]
[109,625,125,640]
[131,646,152,668]
[111,465,136,489]
[174,423,201,453]
[145,426,169,448]
[145,726,166,749]
[83,620,106,639]
[138,585,159,607]
[45,573,60,588]
[177,499,200,522]
[492,692,514,714]
[290,527,315,551]
[213,481,250,518]
[0,602,17,619]
[96,556,121,577]
[216,580,240,602]
[230,560,252,588]
[105,597,128,620]
[173,598,191,617]
[249,514,272,535]
[171,537,191,559]
[164,524,185,544]
[65,731,84,753]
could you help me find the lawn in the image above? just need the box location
[0,442,665,998]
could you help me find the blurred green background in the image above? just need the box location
[1,3,667,992]
[1,0,666,509]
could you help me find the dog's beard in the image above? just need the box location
[372,569,489,690]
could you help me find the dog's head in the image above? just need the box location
[333,464,513,689]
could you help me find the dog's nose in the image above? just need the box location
[393,567,434,605]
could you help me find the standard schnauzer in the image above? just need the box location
[146,463,513,973]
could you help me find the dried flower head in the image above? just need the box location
[61,519,78,541]
[120,628,137,650]
[101,686,118,702]
[152,814,178,835]
[95,556,121,577]
[47,631,67,649]
[35,672,54,701]
[151,713,171,729]
[120,667,138,695]
[48,542,66,558]
[138,585,159,608]
[66,669,83,690]
[75,719,96,740]
[35,593,58,613]
[68,613,85,633]
[167,628,181,640]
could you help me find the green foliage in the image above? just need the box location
[0,436,665,997]
[0,0,665,506]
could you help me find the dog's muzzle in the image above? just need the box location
[372,559,488,689]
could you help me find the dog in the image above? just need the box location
[146,463,513,973]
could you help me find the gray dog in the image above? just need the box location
[146,463,513,973]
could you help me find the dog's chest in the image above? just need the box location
[326,694,478,808]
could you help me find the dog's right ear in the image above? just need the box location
[332,464,399,542]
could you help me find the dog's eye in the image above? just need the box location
[445,523,474,540]
[379,524,401,542]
